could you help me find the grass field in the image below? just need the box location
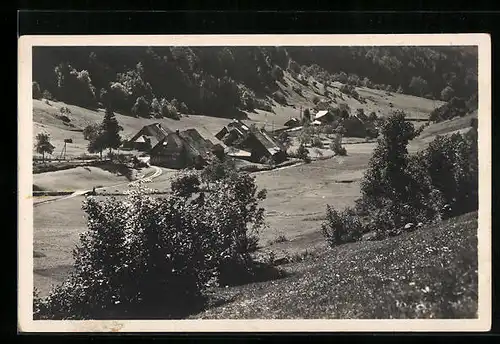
[192,211,478,319]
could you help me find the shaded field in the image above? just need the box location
[193,211,478,319]
[33,196,87,296]
[254,151,372,247]
[33,166,132,192]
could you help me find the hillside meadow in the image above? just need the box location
[31,80,473,303]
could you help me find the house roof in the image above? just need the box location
[228,119,250,133]
[250,129,283,156]
[286,126,303,132]
[226,148,252,157]
[284,117,300,126]
[134,135,147,143]
[312,120,322,125]
[130,122,172,144]
[315,110,330,120]
[179,129,214,158]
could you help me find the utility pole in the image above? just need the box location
[59,141,67,160]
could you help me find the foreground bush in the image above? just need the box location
[323,110,478,246]
[295,144,311,163]
[171,170,201,197]
[34,191,217,319]
[321,206,363,246]
[329,134,347,156]
[34,166,268,319]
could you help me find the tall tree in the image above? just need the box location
[35,132,55,162]
[101,108,123,154]
[409,76,429,97]
[87,130,106,159]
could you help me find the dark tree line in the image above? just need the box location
[33,46,478,118]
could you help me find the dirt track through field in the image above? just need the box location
[33,165,163,207]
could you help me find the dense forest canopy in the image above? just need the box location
[33,46,478,119]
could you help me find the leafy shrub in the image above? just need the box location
[429,97,468,123]
[42,90,53,100]
[365,126,379,139]
[241,90,256,111]
[292,86,303,96]
[337,103,350,119]
[130,96,149,118]
[321,124,336,135]
[311,136,323,148]
[329,134,346,156]
[272,91,287,105]
[200,158,239,187]
[33,82,42,99]
[339,84,360,99]
[321,206,363,247]
[276,131,292,151]
[159,98,180,120]
[150,98,162,117]
[297,76,309,86]
[254,98,273,112]
[368,111,378,121]
[54,63,97,108]
[409,76,429,97]
[271,65,284,81]
[170,171,201,197]
[332,72,348,84]
[441,86,455,101]
[298,125,315,145]
[418,130,478,216]
[296,144,311,163]
[83,123,101,141]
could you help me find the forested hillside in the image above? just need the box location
[32,46,478,119]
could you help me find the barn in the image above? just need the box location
[314,110,336,124]
[125,123,173,152]
[150,129,216,169]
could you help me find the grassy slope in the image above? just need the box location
[419,112,478,140]
[193,211,478,319]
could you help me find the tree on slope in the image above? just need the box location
[35,132,55,162]
[86,108,123,158]
[100,108,123,155]
[360,110,418,209]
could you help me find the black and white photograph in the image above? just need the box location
[18,34,491,332]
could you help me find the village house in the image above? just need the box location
[314,110,336,124]
[342,115,367,138]
[284,117,301,128]
[125,123,173,152]
[150,128,217,169]
[215,119,286,164]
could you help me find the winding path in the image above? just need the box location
[34,165,163,207]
